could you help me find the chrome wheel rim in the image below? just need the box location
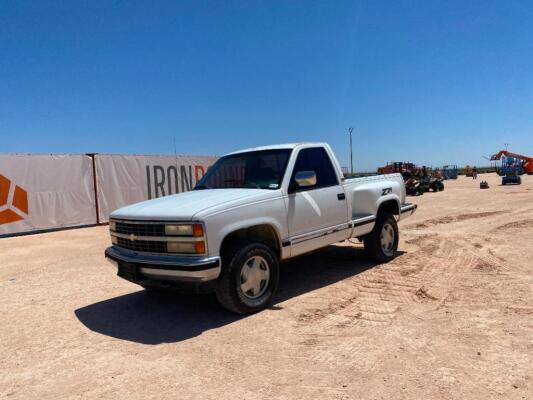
[380,223,395,256]
[240,255,270,300]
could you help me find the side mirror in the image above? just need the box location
[294,171,317,188]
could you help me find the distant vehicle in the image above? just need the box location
[441,165,458,180]
[378,162,444,194]
[105,143,417,314]
[420,176,444,192]
[464,165,473,177]
[490,150,533,176]
[377,161,418,177]
[497,156,523,185]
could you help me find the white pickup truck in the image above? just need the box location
[105,143,416,313]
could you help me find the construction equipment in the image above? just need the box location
[377,162,418,176]
[489,150,532,185]
[404,177,424,196]
[378,162,444,195]
[420,176,444,192]
[502,174,522,185]
[480,181,489,189]
[464,165,473,177]
[490,150,533,175]
[441,165,458,179]
[500,157,522,185]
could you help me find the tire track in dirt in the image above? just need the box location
[492,218,533,231]
[296,227,508,333]
[287,208,521,393]
[388,232,520,397]
[296,265,422,330]
[406,211,508,229]
[295,231,454,330]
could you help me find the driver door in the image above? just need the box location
[286,147,349,257]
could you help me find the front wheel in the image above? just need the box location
[215,242,279,314]
[364,214,399,262]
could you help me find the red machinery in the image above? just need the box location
[490,150,533,175]
[377,162,419,175]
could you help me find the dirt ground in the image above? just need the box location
[1,172,532,400]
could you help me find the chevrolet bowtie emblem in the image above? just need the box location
[129,234,137,241]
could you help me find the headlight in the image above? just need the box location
[111,235,118,244]
[165,223,204,237]
[167,241,206,254]
[109,221,116,231]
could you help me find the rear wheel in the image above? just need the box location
[215,242,279,314]
[364,213,399,262]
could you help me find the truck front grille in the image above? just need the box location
[114,221,165,237]
[116,237,167,253]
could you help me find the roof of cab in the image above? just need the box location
[226,142,326,155]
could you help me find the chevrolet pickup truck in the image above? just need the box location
[105,143,417,314]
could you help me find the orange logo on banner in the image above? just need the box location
[0,174,29,225]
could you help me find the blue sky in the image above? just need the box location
[1,1,532,171]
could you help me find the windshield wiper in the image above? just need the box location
[245,181,262,189]
[194,183,211,190]
[224,179,263,189]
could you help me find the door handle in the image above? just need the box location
[337,193,346,200]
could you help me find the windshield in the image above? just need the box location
[195,149,292,190]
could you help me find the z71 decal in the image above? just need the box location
[381,187,392,196]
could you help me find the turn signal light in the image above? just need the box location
[195,241,206,254]
[193,224,204,237]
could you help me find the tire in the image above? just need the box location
[364,213,399,263]
[215,242,279,314]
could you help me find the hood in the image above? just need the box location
[110,189,279,221]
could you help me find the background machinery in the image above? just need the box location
[441,165,458,179]
[377,161,418,175]
[377,162,444,195]
[489,150,531,185]
[490,150,533,176]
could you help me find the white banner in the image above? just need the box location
[0,154,97,235]
[95,154,217,223]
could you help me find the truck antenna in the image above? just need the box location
[348,127,354,176]
[173,136,179,171]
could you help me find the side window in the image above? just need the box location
[290,147,338,191]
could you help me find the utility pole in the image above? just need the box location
[349,127,354,175]
[504,142,509,151]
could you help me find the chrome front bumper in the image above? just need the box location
[105,246,221,282]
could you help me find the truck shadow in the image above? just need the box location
[75,245,403,344]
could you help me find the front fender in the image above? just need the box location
[202,197,288,258]
[218,217,284,248]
